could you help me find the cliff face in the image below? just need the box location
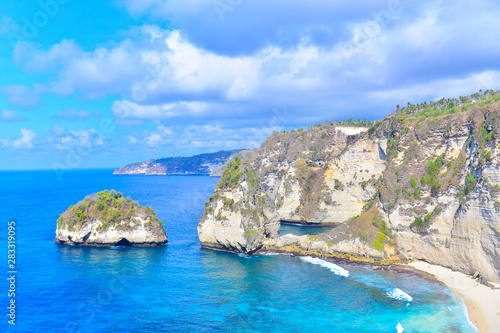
[113,150,242,175]
[199,101,500,283]
[56,190,167,246]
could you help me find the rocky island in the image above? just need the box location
[56,190,168,247]
[199,90,500,285]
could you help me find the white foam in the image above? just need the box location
[396,322,404,332]
[299,256,349,277]
[260,252,293,256]
[387,288,413,302]
[460,300,479,332]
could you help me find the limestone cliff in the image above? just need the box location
[56,190,167,246]
[199,92,500,283]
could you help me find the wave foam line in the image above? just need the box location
[259,251,293,256]
[299,256,349,277]
[387,288,413,302]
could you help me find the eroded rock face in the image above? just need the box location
[199,102,500,284]
[198,125,385,253]
[56,190,167,247]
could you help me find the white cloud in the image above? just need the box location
[69,129,105,147]
[6,0,500,126]
[13,39,143,99]
[157,124,172,135]
[367,71,500,104]
[13,129,36,149]
[0,110,26,121]
[112,99,211,119]
[127,135,138,144]
[145,133,163,147]
[143,124,173,147]
[47,126,106,150]
[1,85,43,109]
[182,123,279,149]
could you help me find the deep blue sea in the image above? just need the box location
[0,169,476,332]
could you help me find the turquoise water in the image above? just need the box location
[0,169,476,332]
[280,223,335,236]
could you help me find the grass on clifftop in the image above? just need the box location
[217,157,243,189]
[57,190,163,231]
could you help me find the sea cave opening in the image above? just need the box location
[115,238,133,247]
[279,221,337,237]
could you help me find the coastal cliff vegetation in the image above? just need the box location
[199,89,500,283]
[57,190,163,231]
[56,190,167,247]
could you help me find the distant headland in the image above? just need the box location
[113,150,251,176]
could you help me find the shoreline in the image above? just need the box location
[203,246,499,331]
[406,261,500,333]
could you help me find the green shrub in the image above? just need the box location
[465,173,477,194]
[218,157,243,189]
[412,217,423,228]
[334,179,344,191]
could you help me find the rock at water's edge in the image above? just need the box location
[56,190,167,247]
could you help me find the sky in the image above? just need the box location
[1,0,500,170]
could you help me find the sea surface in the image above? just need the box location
[0,169,476,332]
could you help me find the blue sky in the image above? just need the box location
[1,0,500,170]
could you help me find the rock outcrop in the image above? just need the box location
[56,190,167,247]
[199,92,500,283]
[113,150,242,176]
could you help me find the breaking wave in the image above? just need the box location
[299,256,350,277]
[387,288,413,302]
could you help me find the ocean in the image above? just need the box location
[0,169,476,332]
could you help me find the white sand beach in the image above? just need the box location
[408,261,500,333]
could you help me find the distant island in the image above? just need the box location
[56,190,168,247]
[113,150,249,176]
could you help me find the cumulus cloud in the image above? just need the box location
[15,0,500,124]
[1,85,43,109]
[47,126,106,150]
[182,123,279,149]
[116,0,400,55]
[4,0,500,143]
[368,71,500,104]
[144,133,163,147]
[112,99,212,119]
[13,39,143,99]
[12,129,37,149]
[127,135,138,144]
[0,110,26,121]
[143,124,173,147]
